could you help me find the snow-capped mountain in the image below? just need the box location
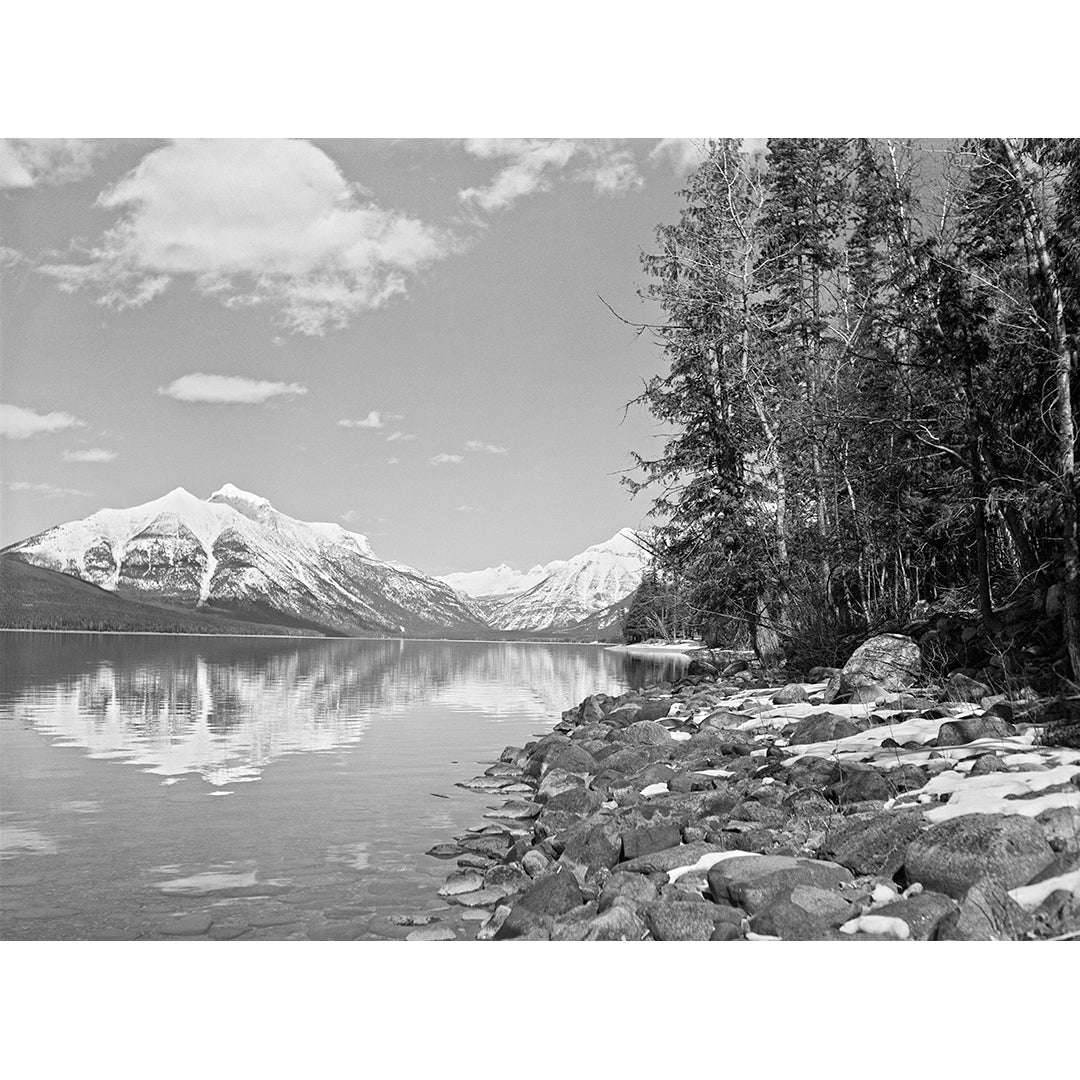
[450,528,649,632]
[437,560,565,599]
[5,484,487,636]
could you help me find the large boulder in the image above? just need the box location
[707,854,852,915]
[871,891,958,940]
[934,876,1034,940]
[788,714,863,746]
[936,715,1016,747]
[819,811,925,878]
[645,901,724,941]
[903,814,1055,898]
[827,634,922,702]
[494,871,584,939]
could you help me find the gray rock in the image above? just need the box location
[825,762,893,805]
[157,913,214,937]
[945,672,993,703]
[904,813,1055,898]
[645,901,720,940]
[788,714,862,746]
[707,855,852,915]
[495,871,585,939]
[438,869,485,897]
[936,716,1015,747]
[598,872,659,912]
[620,720,672,746]
[619,841,729,875]
[750,897,836,940]
[621,823,684,862]
[820,811,925,877]
[553,899,647,941]
[1036,806,1080,854]
[406,925,457,941]
[521,849,550,877]
[772,683,809,705]
[484,798,541,820]
[969,753,1008,777]
[934,876,1034,940]
[536,767,585,802]
[840,633,922,692]
[871,891,958,940]
[557,818,624,878]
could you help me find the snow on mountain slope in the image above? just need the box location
[467,528,649,631]
[5,484,487,636]
[437,561,562,599]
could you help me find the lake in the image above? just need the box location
[0,631,683,940]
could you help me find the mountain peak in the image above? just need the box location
[208,483,274,520]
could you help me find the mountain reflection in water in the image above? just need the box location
[1,634,681,786]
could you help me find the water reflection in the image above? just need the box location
[0,633,679,786]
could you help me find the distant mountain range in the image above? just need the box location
[2,484,649,639]
[440,528,648,632]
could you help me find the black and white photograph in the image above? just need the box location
[2,4,1077,1075]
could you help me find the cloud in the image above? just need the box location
[649,138,705,175]
[0,402,86,439]
[158,373,308,405]
[430,453,464,465]
[454,505,477,512]
[386,430,416,442]
[38,139,455,335]
[4,480,91,498]
[460,139,643,212]
[386,457,399,465]
[62,448,116,463]
[465,440,508,455]
[338,410,402,430]
[0,139,103,189]
[340,510,364,525]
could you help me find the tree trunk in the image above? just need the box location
[1001,139,1080,680]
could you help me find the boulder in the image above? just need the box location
[1036,806,1080,855]
[633,699,677,724]
[645,901,721,941]
[772,683,809,705]
[969,753,1008,777]
[870,891,958,940]
[820,811,925,878]
[834,634,922,697]
[903,813,1055,898]
[619,841,729,876]
[494,871,585,939]
[551,898,647,941]
[619,720,672,746]
[936,715,1015,747]
[620,823,684,862]
[945,672,993,703]
[523,737,596,780]
[557,818,624,879]
[934,876,1034,940]
[825,762,894,805]
[598,872,659,912]
[707,854,852,915]
[788,714,862,747]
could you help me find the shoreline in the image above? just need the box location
[423,642,1080,941]
[0,627,619,646]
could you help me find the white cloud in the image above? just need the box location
[340,510,364,525]
[465,440,508,455]
[386,457,399,465]
[39,139,454,335]
[454,505,477,512]
[430,453,464,465]
[62,448,116,463]
[0,403,86,439]
[460,139,643,212]
[649,138,705,175]
[158,373,308,405]
[0,139,103,189]
[338,410,402,430]
[386,431,416,443]
[4,480,91,498]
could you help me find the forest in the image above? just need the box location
[621,139,1079,689]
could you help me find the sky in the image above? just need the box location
[0,138,702,574]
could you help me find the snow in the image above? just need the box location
[1009,869,1080,912]
[640,782,670,797]
[605,640,702,657]
[840,914,911,939]
[437,562,553,598]
[898,763,1080,822]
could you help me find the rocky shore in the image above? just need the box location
[424,634,1080,941]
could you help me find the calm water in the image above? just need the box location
[0,632,681,940]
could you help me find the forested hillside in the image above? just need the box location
[622,139,1079,685]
